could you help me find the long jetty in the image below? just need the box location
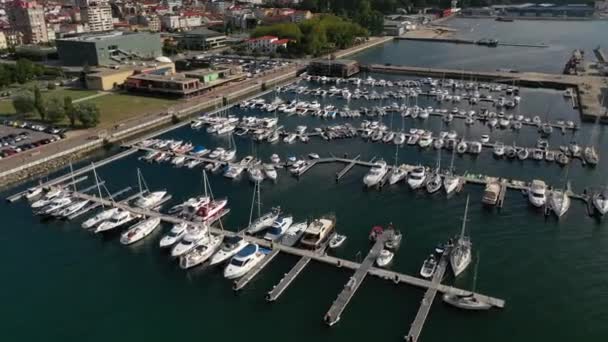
[395,36,548,48]
[324,231,391,326]
[266,256,312,301]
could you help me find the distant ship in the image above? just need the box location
[495,17,514,22]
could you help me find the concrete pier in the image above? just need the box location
[266,256,312,301]
[233,249,280,291]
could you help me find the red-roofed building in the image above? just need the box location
[246,36,292,53]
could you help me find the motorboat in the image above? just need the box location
[545,150,556,162]
[480,135,490,144]
[418,132,433,148]
[369,225,384,242]
[36,196,73,216]
[593,189,608,216]
[300,215,336,250]
[180,234,223,269]
[375,249,394,268]
[407,166,426,189]
[95,210,137,233]
[385,230,402,249]
[270,154,281,164]
[469,141,482,154]
[584,146,599,166]
[420,254,437,278]
[450,199,472,277]
[224,164,245,179]
[549,190,570,218]
[134,191,167,209]
[482,182,501,206]
[120,217,162,245]
[195,199,228,222]
[82,207,120,229]
[456,141,468,154]
[329,234,347,249]
[442,293,491,310]
[363,160,388,187]
[224,243,266,279]
[220,149,237,162]
[532,149,544,160]
[246,208,281,234]
[159,222,189,248]
[279,221,308,247]
[308,153,320,159]
[31,187,63,207]
[171,226,209,257]
[25,186,43,200]
[263,164,278,181]
[168,196,209,215]
[425,171,442,194]
[528,180,547,208]
[443,174,460,196]
[208,147,226,159]
[388,165,407,185]
[248,165,265,183]
[264,215,293,241]
[433,139,444,149]
[493,142,505,157]
[209,236,248,266]
[393,133,406,145]
[517,148,529,160]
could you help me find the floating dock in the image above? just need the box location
[266,256,312,301]
[6,175,89,203]
[405,248,450,342]
[324,231,391,326]
[335,155,361,181]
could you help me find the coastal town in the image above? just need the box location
[1,1,608,342]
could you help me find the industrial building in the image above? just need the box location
[55,31,163,66]
[501,4,595,18]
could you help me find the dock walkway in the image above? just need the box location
[266,256,312,301]
[324,232,391,326]
[233,249,281,291]
[406,249,450,342]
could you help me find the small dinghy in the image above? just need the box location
[375,249,394,268]
[420,254,437,278]
[329,234,347,249]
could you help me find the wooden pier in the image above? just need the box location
[233,249,280,291]
[266,256,312,301]
[405,248,450,342]
[324,231,391,326]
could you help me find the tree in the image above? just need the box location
[76,103,100,128]
[33,85,46,120]
[12,92,35,116]
[46,97,65,123]
[63,96,77,128]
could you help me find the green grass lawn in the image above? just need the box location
[0,87,98,115]
[86,94,176,127]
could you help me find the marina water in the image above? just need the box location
[1,18,608,341]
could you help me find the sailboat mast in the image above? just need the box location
[257,181,261,218]
[472,251,480,293]
[69,161,76,192]
[460,196,470,239]
[92,163,104,207]
[449,146,456,173]
[248,181,257,225]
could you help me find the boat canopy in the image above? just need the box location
[235,244,258,258]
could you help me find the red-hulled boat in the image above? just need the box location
[369,226,384,242]
[195,199,228,222]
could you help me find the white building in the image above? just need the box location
[161,14,202,30]
[246,36,290,53]
[78,0,114,32]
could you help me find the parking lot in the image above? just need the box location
[0,123,62,159]
[197,55,292,76]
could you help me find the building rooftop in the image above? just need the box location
[180,27,225,38]
[57,31,158,42]
[128,72,198,84]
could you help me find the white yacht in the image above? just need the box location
[528,180,547,208]
[418,132,433,148]
[246,208,280,234]
[171,225,209,257]
[493,142,505,157]
[159,222,189,248]
[82,207,120,229]
[425,171,442,194]
[25,186,43,200]
[420,254,438,278]
[270,154,281,164]
[264,216,293,241]
[549,190,570,218]
[180,234,223,269]
[375,249,394,268]
[134,191,167,209]
[363,160,388,187]
[279,221,308,247]
[388,165,407,185]
[263,164,278,181]
[407,166,426,190]
[224,243,266,279]
[248,166,265,183]
[220,149,237,162]
[120,217,162,245]
[209,236,248,266]
[593,189,608,216]
[31,188,63,207]
[95,210,137,233]
[451,198,472,277]
[208,147,226,159]
[300,215,336,250]
[37,196,73,216]
[224,164,245,179]
[443,174,460,196]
